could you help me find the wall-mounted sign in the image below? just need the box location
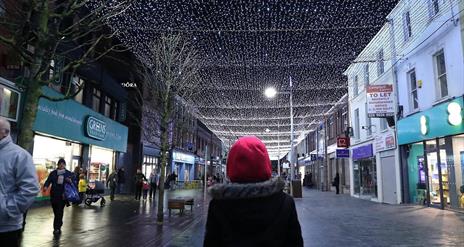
[173,151,195,164]
[337,137,350,148]
[352,144,373,161]
[366,84,394,118]
[336,149,349,158]
[374,131,396,153]
[86,116,107,140]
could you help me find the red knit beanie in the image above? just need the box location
[227,136,272,183]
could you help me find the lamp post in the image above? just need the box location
[264,76,295,188]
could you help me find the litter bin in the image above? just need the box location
[291,180,302,198]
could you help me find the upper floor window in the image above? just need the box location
[328,116,334,138]
[92,88,101,112]
[428,0,440,18]
[363,64,369,87]
[104,96,112,117]
[353,75,359,97]
[341,107,348,132]
[377,49,384,76]
[403,11,412,41]
[407,69,418,110]
[0,84,20,121]
[354,108,360,139]
[434,49,448,99]
[71,76,84,104]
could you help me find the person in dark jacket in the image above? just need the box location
[204,136,303,247]
[333,173,340,194]
[117,167,125,194]
[107,170,118,201]
[43,158,73,235]
[134,169,147,200]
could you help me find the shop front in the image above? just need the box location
[142,145,160,178]
[32,87,128,200]
[398,96,464,210]
[171,151,195,182]
[352,143,377,200]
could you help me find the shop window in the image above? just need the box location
[142,155,158,178]
[104,96,112,117]
[89,146,114,183]
[377,49,384,76]
[434,50,448,99]
[402,11,412,42]
[0,84,20,121]
[408,69,419,110]
[92,88,101,113]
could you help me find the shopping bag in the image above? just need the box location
[64,183,80,203]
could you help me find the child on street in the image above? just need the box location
[78,174,87,204]
[142,181,150,200]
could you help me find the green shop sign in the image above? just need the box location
[33,87,128,152]
[398,96,464,145]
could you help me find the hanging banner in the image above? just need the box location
[366,84,394,118]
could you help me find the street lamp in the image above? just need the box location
[264,77,295,184]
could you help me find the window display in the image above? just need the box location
[354,158,377,199]
[89,146,114,182]
[32,135,82,199]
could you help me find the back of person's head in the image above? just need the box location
[79,174,85,179]
[0,116,11,138]
[227,136,272,183]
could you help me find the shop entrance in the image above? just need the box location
[354,158,377,199]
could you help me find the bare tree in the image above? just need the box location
[0,0,130,150]
[134,34,200,224]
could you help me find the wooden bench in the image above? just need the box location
[168,199,185,216]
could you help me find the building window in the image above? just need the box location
[380,118,388,131]
[71,76,84,104]
[328,116,334,139]
[403,11,412,41]
[111,101,118,120]
[92,88,101,112]
[428,0,440,18]
[342,107,348,133]
[365,103,372,136]
[0,84,20,121]
[353,75,359,97]
[104,96,112,117]
[434,50,448,99]
[377,49,384,76]
[354,108,360,139]
[407,69,419,110]
[363,64,369,87]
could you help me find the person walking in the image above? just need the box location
[333,173,340,194]
[134,169,147,200]
[204,136,303,247]
[107,170,118,201]
[148,170,159,200]
[43,158,73,235]
[117,167,126,194]
[0,117,40,247]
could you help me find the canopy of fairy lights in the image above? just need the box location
[99,0,399,159]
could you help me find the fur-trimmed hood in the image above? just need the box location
[208,177,285,200]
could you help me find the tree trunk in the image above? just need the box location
[156,110,170,224]
[17,78,42,152]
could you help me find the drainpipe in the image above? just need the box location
[388,18,403,204]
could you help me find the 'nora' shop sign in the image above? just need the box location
[33,87,128,152]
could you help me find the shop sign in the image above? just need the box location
[366,84,394,118]
[336,149,349,158]
[86,116,107,140]
[173,151,195,164]
[33,87,128,152]
[398,96,464,145]
[374,131,396,153]
[337,137,350,148]
[352,144,373,161]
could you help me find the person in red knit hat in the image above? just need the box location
[204,136,303,247]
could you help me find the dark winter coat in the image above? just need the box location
[204,177,303,247]
[44,169,73,203]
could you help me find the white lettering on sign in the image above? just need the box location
[447,102,462,126]
[420,115,428,135]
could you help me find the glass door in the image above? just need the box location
[425,139,441,207]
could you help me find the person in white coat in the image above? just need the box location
[0,117,40,247]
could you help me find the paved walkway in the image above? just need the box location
[21,188,464,247]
